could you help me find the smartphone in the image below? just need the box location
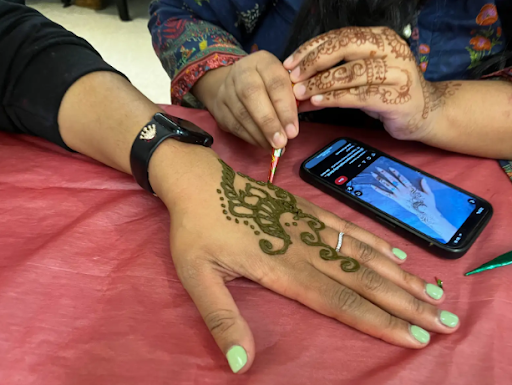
[300,138,493,259]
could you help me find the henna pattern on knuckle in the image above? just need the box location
[217,160,360,273]
[381,28,415,61]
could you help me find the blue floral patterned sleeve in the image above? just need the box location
[148,0,300,105]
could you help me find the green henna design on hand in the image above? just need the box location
[217,160,360,272]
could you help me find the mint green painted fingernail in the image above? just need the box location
[440,311,459,328]
[426,283,444,300]
[392,248,407,260]
[226,345,247,373]
[410,325,430,344]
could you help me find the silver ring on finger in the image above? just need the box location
[335,232,344,253]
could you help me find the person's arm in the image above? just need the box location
[148,0,250,106]
[420,78,512,159]
[0,0,204,194]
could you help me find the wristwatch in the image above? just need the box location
[130,112,214,194]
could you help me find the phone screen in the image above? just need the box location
[303,139,490,247]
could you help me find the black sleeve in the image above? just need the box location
[0,0,127,150]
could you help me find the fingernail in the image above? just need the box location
[390,167,396,172]
[376,167,384,172]
[440,311,459,328]
[291,66,300,80]
[226,345,247,373]
[294,84,306,97]
[392,248,407,260]
[272,132,287,148]
[311,95,324,103]
[410,325,430,344]
[285,123,297,138]
[371,172,378,178]
[426,283,443,300]
[283,55,294,67]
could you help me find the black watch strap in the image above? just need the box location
[130,116,177,194]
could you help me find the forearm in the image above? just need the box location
[58,71,215,201]
[422,80,512,159]
[58,71,161,174]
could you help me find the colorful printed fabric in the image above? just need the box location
[409,1,510,81]
[149,0,512,182]
[148,0,301,105]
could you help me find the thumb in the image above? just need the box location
[420,178,433,196]
[179,265,255,374]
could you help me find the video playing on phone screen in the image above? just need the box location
[303,139,489,246]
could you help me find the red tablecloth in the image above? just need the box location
[1,105,511,385]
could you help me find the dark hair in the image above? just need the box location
[283,0,512,79]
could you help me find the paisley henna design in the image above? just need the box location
[217,160,360,272]
[307,62,367,91]
[381,28,415,61]
[324,66,411,105]
[301,27,386,71]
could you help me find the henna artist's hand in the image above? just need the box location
[150,143,459,374]
[371,167,457,242]
[192,51,299,150]
[283,27,461,141]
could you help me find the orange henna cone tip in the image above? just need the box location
[268,148,284,183]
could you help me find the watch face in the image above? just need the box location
[157,113,214,147]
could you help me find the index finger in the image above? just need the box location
[234,72,288,149]
[283,29,340,69]
[256,63,299,139]
[390,167,413,188]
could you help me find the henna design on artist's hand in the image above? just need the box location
[410,69,462,135]
[217,159,360,273]
[300,27,385,71]
[306,62,367,91]
[381,28,415,61]
[323,66,411,105]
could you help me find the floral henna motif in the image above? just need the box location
[300,27,386,71]
[381,28,415,61]
[418,70,461,119]
[217,160,360,272]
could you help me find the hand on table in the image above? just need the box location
[193,51,299,150]
[371,167,457,242]
[283,27,460,142]
[151,144,459,374]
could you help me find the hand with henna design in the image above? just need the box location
[370,167,457,242]
[283,27,461,142]
[152,144,460,373]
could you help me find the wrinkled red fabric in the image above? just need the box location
[1,105,511,385]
